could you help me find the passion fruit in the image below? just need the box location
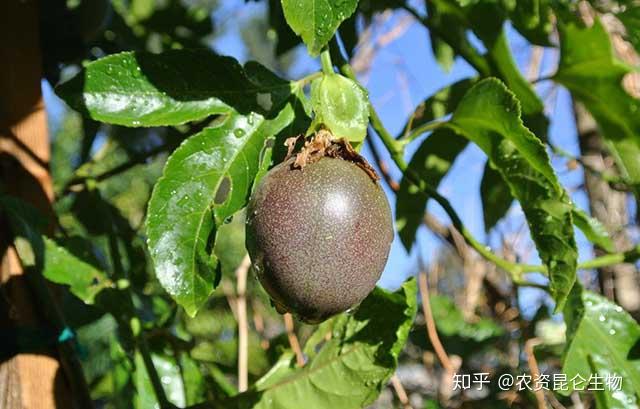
[246,155,393,323]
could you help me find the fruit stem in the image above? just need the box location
[320,48,334,75]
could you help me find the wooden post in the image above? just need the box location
[0,0,80,407]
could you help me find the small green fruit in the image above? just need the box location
[246,156,393,323]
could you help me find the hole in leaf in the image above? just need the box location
[214,176,231,205]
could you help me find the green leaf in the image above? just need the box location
[269,0,302,55]
[396,79,476,250]
[409,293,505,359]
[480,162,513,232]
[310,73,369,143]
[609,138,640,197]
[400,78,477,137]
[76,314,119,385]
[427,1,549,134]
[396,129,467,250]
[281,0,358,56]
[56,50,293,127]
[431,36,455,72]
[562,286,640,407]
[509,0,553,46]
[231,279,418,408]
[472,14,548,137]
[41,237,112,304]
[554,19,640,193]
[180,354,208,405]
[572,208,615,253]
[430,294,505,342]
[134,353,194,408]
[484,30,544,118]
[424,400,443,409]
[425,0,479,73]
[0,195,47,264]
[447,78,577,310]
[0,195,111,304]
[618,6,640,54]
[434,1,549,136]
[146,109,294,316]
[133,352,163,409]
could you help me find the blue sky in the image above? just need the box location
[43,0,636,317]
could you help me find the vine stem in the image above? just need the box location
[525,338,546,409]
[419,270,453,372]
[550,142,632,191]
[328,37,640,281]
[579,245,640,269]
[390,375,413,409]
[236,254,251,392]
[330,39,530,282]
[283,313,305,367]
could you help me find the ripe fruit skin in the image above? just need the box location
[246,156,393,323]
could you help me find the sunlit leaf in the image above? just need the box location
[509,0,553,46]
[618,6,640,54]
[555,19,640,195]
[430,294,505,341]
[230,279,418,408]
[572,208,615,253]
[281,0,358,56]
[146,108,294,316]
[562,286,640,407]
[447,78,577,310]
[56,50,292,127]
[468,3,548,137]
[0,195,111,304]
[41,237,112,304]
[134,353,193,408]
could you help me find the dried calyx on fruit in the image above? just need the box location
[245,130,393,323]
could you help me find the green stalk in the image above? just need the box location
[578,245,640,270]
[330,51,640,281]
[328,40,531,282]
[320,48,334,75]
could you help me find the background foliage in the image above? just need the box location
[2,0,640,407]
